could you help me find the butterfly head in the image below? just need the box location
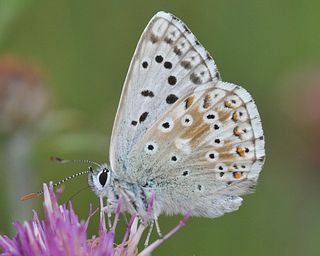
[20,157,114,201]
[88,163,113,197]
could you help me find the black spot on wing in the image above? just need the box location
[139,112,149,123]
[164,61,172,69]
[164,37,173,44]
[171,15,179,21]
[171,156,177,161]
[168,76,177,85]
[166,94,178,104]
[155,55,163,63]
[173,46,182,56]
[206,114,215,119]
[142,61,148,68]
[162,122,170,129]
[141,90,154,97]
[181,61,192,70]
[190,73,202,84]
[183,24,191,33]
[150,34,158,43]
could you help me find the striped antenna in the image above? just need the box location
[21,167,93,201]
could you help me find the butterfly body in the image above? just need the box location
[89,11,265,221]
[88,165,151,220]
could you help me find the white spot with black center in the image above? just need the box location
[205,150,219,162]
[211,137,224,147]
[158,118,174,133]
[144,141,158,155]
[170,155,179,163]
[181,114,193,127]
[210,121,222,132]
[215,163,227,173]
[203,110,218,124]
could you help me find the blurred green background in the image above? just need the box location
[1,0,320,255]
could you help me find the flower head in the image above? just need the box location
[0,184,191,255]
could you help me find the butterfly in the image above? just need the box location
[23,11,265,227]
[86,11,265,223]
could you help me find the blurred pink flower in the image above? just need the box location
[282,67,320,171]
[0,184,191,255]
[0,56,48,133]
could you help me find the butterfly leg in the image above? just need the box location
[144,220,154,247]
[154,215,162,237]
[107,212,112,229]
[101,199,113,229]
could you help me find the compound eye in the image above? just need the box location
[98,169,108,187]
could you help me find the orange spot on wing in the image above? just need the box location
[185,96,194,109]
[232,111,239,121]
[233,172,242,179]
[233,127,241,136]
[224,101,232,108]
[236,146,246,157]
[203,94,211,109]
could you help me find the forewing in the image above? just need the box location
[109,11,220,175]
[127,81,265,217]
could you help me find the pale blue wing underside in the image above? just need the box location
[109,11,265,218]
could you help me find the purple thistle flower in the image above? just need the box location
[0,183,191,255]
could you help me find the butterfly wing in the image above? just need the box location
[109,11,220,176]
[109,11,265,218]
[127,81,265,217]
